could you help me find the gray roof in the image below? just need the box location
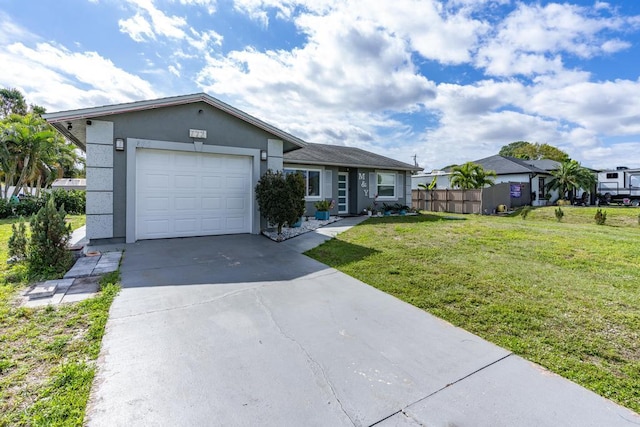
[284,143,421,171]
[43,93,307,151]
[446,155,558,175]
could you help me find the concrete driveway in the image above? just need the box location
[86,232,639,426]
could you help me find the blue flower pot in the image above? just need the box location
[315,211,330,220]
[291,217,303,228]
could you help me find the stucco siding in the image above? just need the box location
[89,102,285,241]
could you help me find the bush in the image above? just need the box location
[28,195,72,277]
[0,198,12,218]
[47,189,86,215]
[8,219,28,260]
[255,170,306,235]
[594,209,607,225]
[13,195,45,217]
[554,207,564,222]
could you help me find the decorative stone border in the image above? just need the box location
[262,216,343,242]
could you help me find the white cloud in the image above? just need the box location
[178,0,217,14]
[0,41,157,111]
[119,0,188,41]
[475,2,636,77]
[119,13,156,42]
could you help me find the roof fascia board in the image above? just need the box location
[43,93,307,148]
[284,159,421,171]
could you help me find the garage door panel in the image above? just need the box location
[201,175,223,188]
[226,176,246,190]
[175,197,199,210]
[143,197,170,211]
[226,217,246,231]
[174,152,199,167]
[144,174,169,189]
[144,219,170,235]
[226,156,249,170]
[201,155,223,168]
[136,149,252,240]
[174,218,199,233]
[175,175,197,188]
[202,217,223,232]
[201,197,222,209]
[226,197,246,210]
[141,151,171,168]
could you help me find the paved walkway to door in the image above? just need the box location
[85,218,639,426]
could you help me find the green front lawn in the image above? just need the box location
[307,207,640,413]
[0,215,119,426]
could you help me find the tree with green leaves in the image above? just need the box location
[546,160,596,203]
[499,141,569,162]
[1,101,81,198]
[450,162,497,189]
[0,113,66,199]
[0,88,28,119]
[255,170,306,235]
[28,194,72,277]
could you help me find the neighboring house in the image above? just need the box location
[51,178,86,191]
[43,93,420,244]
[412,155,561,206]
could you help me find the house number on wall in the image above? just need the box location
[359,172,368,197]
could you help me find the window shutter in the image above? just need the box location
[369,173,377,197]
[396,173,403,200]
[324,170,332,198]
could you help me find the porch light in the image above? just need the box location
[115,138,125,151]
[260,150,267,161]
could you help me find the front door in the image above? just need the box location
[338,172,349,214]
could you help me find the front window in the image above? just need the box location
[284,168,321,197]
[377,172,396,198]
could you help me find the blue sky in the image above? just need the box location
[1,0,639,170]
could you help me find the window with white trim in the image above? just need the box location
[377,172,396,199]
[284,168,321,198]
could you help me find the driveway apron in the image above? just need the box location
[86,234,639,427]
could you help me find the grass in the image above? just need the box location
[307,206,640,413]
[0,215,120,426]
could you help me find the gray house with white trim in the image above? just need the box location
[44,93,420,244]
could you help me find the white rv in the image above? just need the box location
[597,167,640,206]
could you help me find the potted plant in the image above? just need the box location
[314,199,334,220]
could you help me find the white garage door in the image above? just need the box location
[136,149,252,240]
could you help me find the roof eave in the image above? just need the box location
[51,122,86,151]
[43,93,307,148]
[284,158,421,171]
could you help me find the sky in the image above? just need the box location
[1,0,640,171]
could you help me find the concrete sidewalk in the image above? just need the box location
[86,217,640,426]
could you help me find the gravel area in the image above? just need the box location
[262,216,343,242]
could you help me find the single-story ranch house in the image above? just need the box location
[44,93,420,244]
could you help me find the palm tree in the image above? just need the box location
[0,113,73,199]
[546,160,596,203]
[450,162,497,189]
